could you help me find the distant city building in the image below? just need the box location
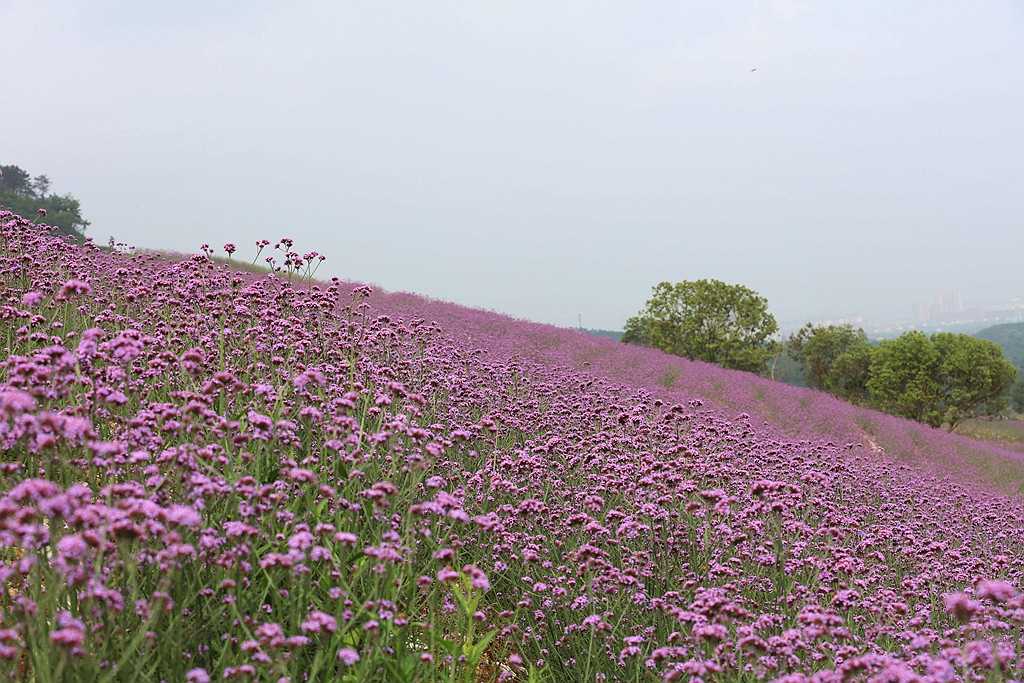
[914,290,978,323]
[982,300,1024,323]
[933,290,964,315]
[914,301,930,323]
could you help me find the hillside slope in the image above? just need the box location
[373,291,1024,493]
[5,219,1020,682]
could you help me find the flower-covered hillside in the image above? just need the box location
[374,292,1024,493]
[1,212,1024,683]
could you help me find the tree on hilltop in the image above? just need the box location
[622,279,779,373]
[0,165,34,196]
[827,342,874,404]
[1,164,89,241]
[867,331,1016,431]
[786,324,873,403]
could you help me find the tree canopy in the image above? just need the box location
[622,279,778,373]
[0,164,89,241]
[786,323,872,402]
[866,331,1016,431]
[781,326,1018,429]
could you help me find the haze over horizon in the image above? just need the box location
[2,1,1023,331]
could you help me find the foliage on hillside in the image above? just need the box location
[377,296,1024,492]
[1014,381,1024,414]
[786,324,871,401]
[879,332,1015,429]
[976,322,1024,413]
[976,322,1024,373]
[784,325,1016,431]
[582,329,622,342]
[955,417,1024,451]
[0,164,89,241]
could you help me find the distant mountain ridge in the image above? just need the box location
[976,322,1024,373]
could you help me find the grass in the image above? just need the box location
[954,416,1024,451]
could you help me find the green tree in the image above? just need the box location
[620,315,652,347]
[786,323,873,400]
[622,279,778,373]
[931,332,1017,429]
[827,341,874,404]
[867,331,943,426]
[0,164,89,241]
[0,164,33,195]
[867,331,1016,430]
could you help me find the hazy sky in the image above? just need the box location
[3,1,1023,330]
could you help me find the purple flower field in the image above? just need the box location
[2,211,1024,682]
[373,294,1024,495]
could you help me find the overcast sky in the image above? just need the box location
[2,1,1023,330]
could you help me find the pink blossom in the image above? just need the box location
[186,668,211,683]
[49,611,85,649]
[300,611,338,633]
[163,504,202,527]
[437,567,460,583]
[462,565,490,591]
[55,534,89,562]
[976,580,1017,602]
[944,592,980,623]
[288,467,316,482]
[58,279,90,298]
[333,531,358,546]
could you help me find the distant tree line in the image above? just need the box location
[0,164,89,241]
[623,280,1019,431]
[583,329,623,342]
[787,324,1017,430]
